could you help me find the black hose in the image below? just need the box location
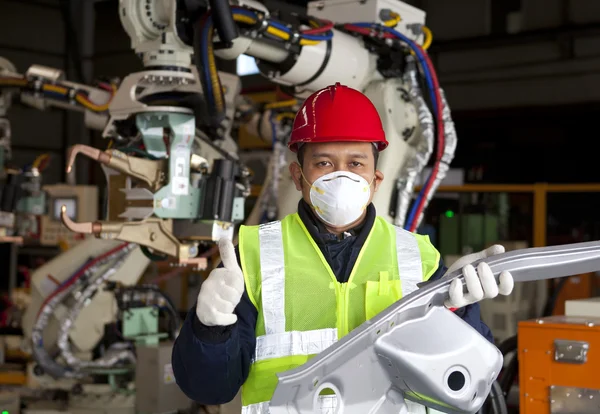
[542,277,569,317]
[497,334,517,356]
[499,354,519,398]
[488,381,509,414]
[58,0,85,82]
[117,285,181,339]
[208,0,239,47]
[495,334,519,405]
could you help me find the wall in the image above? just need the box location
[423,0,600,110]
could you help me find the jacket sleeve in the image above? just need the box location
[427,258,494,344]
[172,248,258,404]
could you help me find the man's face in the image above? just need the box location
[289,141,384,222]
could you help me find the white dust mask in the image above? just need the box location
[305,170,373,227]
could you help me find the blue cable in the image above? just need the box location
[267,19,291,33]
[200,15,215,109]
[57,258,94,290]
[43,91,68,100]
[268,19,332,40]
[301,32,333,41]
[379,24,440,230]
[233,9,332,41]
[350,23,437,118]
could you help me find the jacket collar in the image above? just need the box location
[297,199,376,246]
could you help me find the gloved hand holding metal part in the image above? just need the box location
[172,84,513,413]
[444,245,515,309]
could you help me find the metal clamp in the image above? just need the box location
[60,206,207,269]
[554,340,589,364]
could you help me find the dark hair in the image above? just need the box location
[296,144,380,169]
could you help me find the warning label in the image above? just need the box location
[163,363,175,384]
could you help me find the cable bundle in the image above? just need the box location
[195,6,333,126]
[340,22,441,232]
[0,75,116,113]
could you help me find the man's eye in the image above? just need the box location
[351,162,363,167]
[317,161,331,167]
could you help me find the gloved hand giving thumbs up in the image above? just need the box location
[196,238,245,326]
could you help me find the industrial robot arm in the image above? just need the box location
[56,0,250,269]
[59,0,453,266]
[190,0,456,230]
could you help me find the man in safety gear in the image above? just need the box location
[172,83,514,413]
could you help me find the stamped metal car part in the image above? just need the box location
[270,240,600,414]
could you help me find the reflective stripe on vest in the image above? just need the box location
[242,395,339,414]
[254,328,338,362]
[258,221,286,335]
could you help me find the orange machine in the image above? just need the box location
[518,315,600,413]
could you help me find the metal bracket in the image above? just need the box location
[550,386,600,413]
[67,144,167,192]
[271,240,600,414]
[554,340,589,364]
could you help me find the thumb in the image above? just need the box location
[218,238,240,271]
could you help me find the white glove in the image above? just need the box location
[196,238,245,326]
[444,245,514,309]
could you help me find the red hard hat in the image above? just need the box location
[288,83,388,152]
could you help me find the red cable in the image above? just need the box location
[409,45,445,233]
[18,266,31,289]
[35,242,129,320]
[343,24,396,39]
[302,20,334,35]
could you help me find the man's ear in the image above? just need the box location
[289,162,303,191]
[373,170,384,193]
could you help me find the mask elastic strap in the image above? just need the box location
[297,163,315,189]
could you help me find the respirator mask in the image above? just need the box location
[303,169,374,227]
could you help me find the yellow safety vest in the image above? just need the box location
[238,213,441,414]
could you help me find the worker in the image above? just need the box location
[172,83,514,413]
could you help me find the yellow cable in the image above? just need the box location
[266,26,290,40]
[276,112,296,121]
[300,38,319,46]
[233,14,256,25]
[265,99,297,109]
[206,24,225,113]
[42,84,69,95]
[383,12,401,27]
[233,13,319,46]
[422,25,433,50]
[75,94,110,112]
[32,153,49,169]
